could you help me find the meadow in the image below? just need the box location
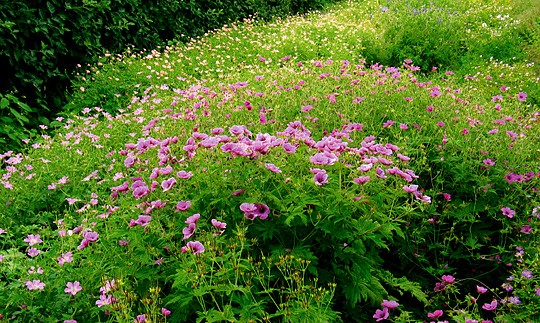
[0,0,539,322]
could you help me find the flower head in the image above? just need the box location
[65,281,82,296]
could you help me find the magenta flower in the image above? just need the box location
[175,200,191,211]
[482,300,498,311]
[182,223,196,240]
[437,121,445,127]
[517,92,527,101]
[310,153,331,165]
[403,185,418,193]
[381,300,399,308]
[427,310,443,318]
[25,279,45,290]
[265,163,282,173]
[124,156,135,168]
[231,189,245,196]
[441,275,455,283]
[95,294,113,307]
[58,251,74,265]
[184,241,205,254]
[353,176,370,184]
[27,247,41,257]
[65,281,82,295]
[253,204,270,219]
[426,106,434,112]
[301,105,313,112]
[282,142,297,153]
[211,219,227,229]
[483,159,495,166]
[240,203,257,213]
[177,170,193,179]
[444,193,451,200]
[24,234,42,246]
[373,307,389,321]
[477,286,488,294]
[161,177,177,191]
[462,128,469,134]
[134,215,152,227]
[358,163,373,172]
[185,213,200,224]
[135,315,147,322]
[314,172,329,186]
[501,207,515,218]
[161,308,171,316]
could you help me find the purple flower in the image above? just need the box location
[353,176,370,184]
[501,207,515,218]
[58,251,73,265]
[27,247,41,257]
[441,275,455,283]
[161,177,177,191]
[135,315,147,322]
[124,156,135,168]
[373,307,389,321]
[24,234,42,246]
[477,286,488,294]
[25,279,46,290]
[517,92,527,101]
[95,294,113,307]
[135,215,152,227]
[310,153,331,165]
[65,281,82,295]
[482,300,497,310]
[427,310,443,318]
[176,200,191,211]
[265,163,282,173]
[183,241,205,254]
[161,308,171,316]
[314,172,329,186]
[381,300,399,308]
[253,204,270,219]
[522,269,534,279]
[211,219,227,229]
[177,170,194,179]
[182,223,196,240]
[185,213,200,224]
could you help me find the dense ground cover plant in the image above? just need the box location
[1,0,539,322]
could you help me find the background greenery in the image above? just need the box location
[0,0,338,151]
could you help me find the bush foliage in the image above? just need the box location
[0,0,338,151]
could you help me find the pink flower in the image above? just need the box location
[232,189,245,196]
[182,223,196,240]
[444,193,451,200]
[161,308,171,316]
[437,121,445,127]
[427,310,443,318]
[124,156,135,168]
[314,172,329,186]
[462,128,469,134]
[58,252,73,265]
[403,185,419,193]
[426,106,434,112]
[211,219,227,229]
[135,315,147,322]
[65,281,82,296]
[265,163,282,173]
[482,300,497,311]
[381,300,399,308]
[175,200,191,211]
[441,275,455,283]
[477,286,488,293]
[373,307,389,321]
[24,234,42,246]
[95,294,113,307]
[185,213,200,224]
[25,279,45,290]
[353,176,370,184]
[301,105,313,112]
[185,241,205,254]
[501,207,515,218]
[135,215,152,226]
[399,123,408,130]
[27,247,41,257]
[517,92,527,101]
[161,177,177,191]
[483,159,495,166]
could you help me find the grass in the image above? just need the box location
[0,0,539,322]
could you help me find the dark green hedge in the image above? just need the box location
[0,0,337,151]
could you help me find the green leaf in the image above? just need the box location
[0,97,8,109]
[9,108,29,125]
